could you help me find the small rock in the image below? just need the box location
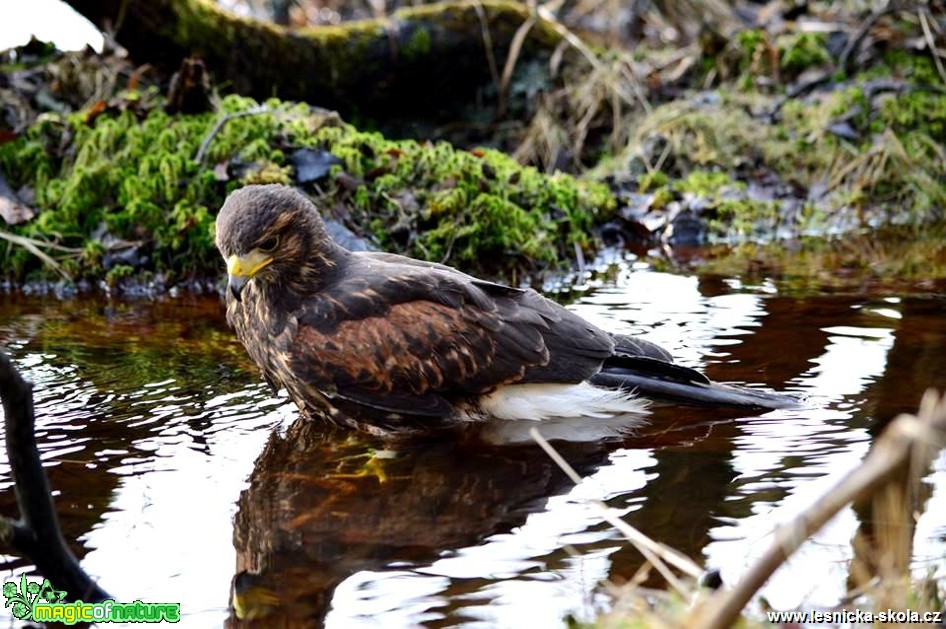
[290,147,343,184]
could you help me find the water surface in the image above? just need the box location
[1,262,944,627]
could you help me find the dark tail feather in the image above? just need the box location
[590,354,801,410]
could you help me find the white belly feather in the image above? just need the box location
[477,382,650,421]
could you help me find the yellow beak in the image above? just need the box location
[226,251,273,301]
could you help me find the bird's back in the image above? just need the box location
[274,250,623,431]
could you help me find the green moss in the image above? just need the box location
[599,42,946,239]
[676,171,734,195]
[729,29,831,89]
[711,198,781,238]
[313,135,614,271]
[403,26,432,61]
[878,89,946,139]
[733,28,774,90]
[638,171,668,192]
[649,187,674,210]
[105,264,134,286]
[240,162,293,185]
[875,50,943,85]
[0,93,615,282]
[736,29,766,69]
[634,168,779,240]
[827,87,871,131]
[778,32,830,75]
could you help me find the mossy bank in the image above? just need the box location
[0,94,615,286]
[595,41,946,245]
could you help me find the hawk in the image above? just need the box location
[215,184,796,436]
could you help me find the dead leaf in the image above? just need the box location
[0,196,35,225]
[0,171,36,225]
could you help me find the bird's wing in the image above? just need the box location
[287,260,612,416]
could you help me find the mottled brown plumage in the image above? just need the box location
[215,185,796,435]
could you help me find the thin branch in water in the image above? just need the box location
[529,427,702,597]
[0,350,111,602]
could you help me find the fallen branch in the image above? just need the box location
[64,0,563,118]
[694,389,946,629]
[0,350,110,603]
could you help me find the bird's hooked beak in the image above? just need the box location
[226,251,273,301]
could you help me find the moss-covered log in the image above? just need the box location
[64,0,561,119]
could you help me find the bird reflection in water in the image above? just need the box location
[226,417,620,626]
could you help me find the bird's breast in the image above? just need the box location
[227,291,297,388]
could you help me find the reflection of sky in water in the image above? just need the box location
[706,321,895,611]
[318,270,938,625]
[572,273,767,368]
[803,326,895,399]
[79,396,292,624]
[915,451,946,582]
[1,361,289,625]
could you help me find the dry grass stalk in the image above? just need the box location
[693,389,946,629]
[530,389,946,627]
[498,13,538,116]
[194,105,270,164]
[529,427,702,597]
[0,231,75,280]
[472,0,501,91]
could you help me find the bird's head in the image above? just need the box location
[215,184,342,301]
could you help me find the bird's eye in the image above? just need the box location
[258,236,279,253]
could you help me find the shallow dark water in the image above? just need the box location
[1,263,945,627]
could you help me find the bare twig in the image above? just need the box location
[839,5,902,76]
[498,15,537,116]
[536,4,651,114]
[573,241,586,274]
[918,9,946,86]
[694,389,946,629]
[473,0,501,93]
[0,231,82,254]
[530,427,702,596]
[0,231,72,280]
[194,106,269,164]
[0,350,111,602]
